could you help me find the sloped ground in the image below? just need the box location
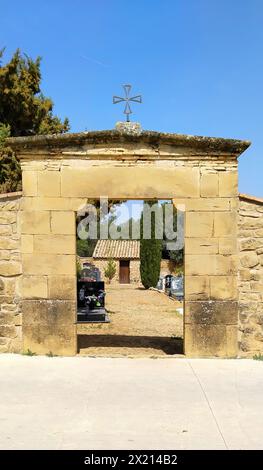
[77,285,183,356]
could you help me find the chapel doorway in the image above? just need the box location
[119,260,130,284]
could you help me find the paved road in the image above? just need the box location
[0,355,262,449]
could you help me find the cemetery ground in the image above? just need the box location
[77,285,183,357]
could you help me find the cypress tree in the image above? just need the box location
[140,200,162,289]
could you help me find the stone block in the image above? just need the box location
[38,171,61,197]
[0,226,12,236]
[250,281,263,293]
[0,338,11,353]
[33,235,76,254]
[1,303,18,312]
[0,312,14,325]
[1,278,16,296]
[0,324,17,339]
[219,238,237,255]
[250,270,261,281]
[61,166,200,198]
[21,235,33,253]
[185,212,214,237]
[185,276,210,300]
[0,199,20,211]
[9,333,22,353]
[239,269,252,281]
[240,252,259,268]
[0,238,19,250]
[0,261,22,276]
[0,250,10,261]
[22,254,76,275]
[51,211,75,235]
[22,300,76,355]
[219,171,238,197]
[0,212,17,224]
[21,211,50,234]
[19,275,48,299]
[173,198,231,212]
[239,217,263,230]
[48,276,76,300]
[230,197,239,210]
[239,292,259,301]
[214,212,237,237]
[22,197,87,211]
[185,300,238,325]
[200,173,218,197]
[185,254,236,275]
[185,238,218,254]
[210,275,237,300]
[14,313,22,327]
[184,324,238,357]
[22,171,38,196]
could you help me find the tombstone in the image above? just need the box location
[164,274,173,296]
[171,276,184,301]
[156,276,165,291]
[80,262,101,282]
[77,281,109,323]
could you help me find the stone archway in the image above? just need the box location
[5,129,250,356]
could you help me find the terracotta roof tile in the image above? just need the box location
[93,240,140,259]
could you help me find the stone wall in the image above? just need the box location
[6,129,249,356]
[0,192,22,352]
[238,195,263,356]
[19,154,239,357]
[160,259,177,276]
[81,257,176,284]
[93,259,141,285]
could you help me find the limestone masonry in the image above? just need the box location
[238,194,263,356]
[0,129,261,357]
[0,192,22,353]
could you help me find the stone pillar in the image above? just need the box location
[20,166,77,355]
[177,170,239,357]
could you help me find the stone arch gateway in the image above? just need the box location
[0,128,257,357]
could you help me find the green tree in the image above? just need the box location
[104,259,117,284]
[140,200,162,289]
[76,258,82,280]
[160,201,184,266]
[77,239,97,257]
[0,48,69,193]
[0,123,21,192]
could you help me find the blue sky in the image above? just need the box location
[1,0,263,196]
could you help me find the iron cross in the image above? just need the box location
[113,84,142,122]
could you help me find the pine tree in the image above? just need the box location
[104,259,117,284]
[0,48,70,193]
[140,200,162,289]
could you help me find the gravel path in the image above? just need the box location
[77,285,183,356]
